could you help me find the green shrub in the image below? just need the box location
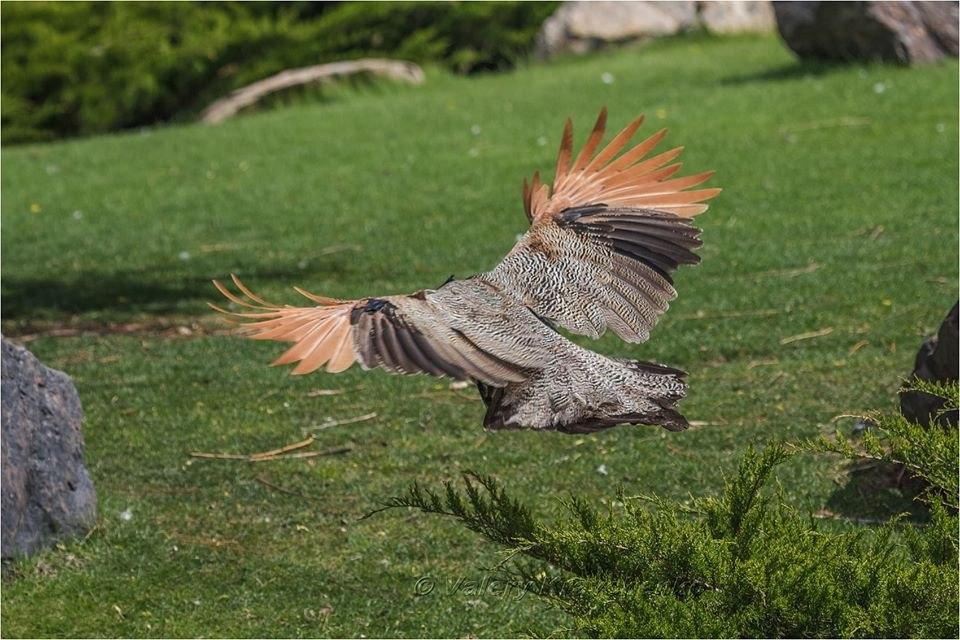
[809,378,959,508]
[0,1,557,144]
[376,384,959,637]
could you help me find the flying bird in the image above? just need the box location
[212,108,719,433]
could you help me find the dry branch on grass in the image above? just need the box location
[249,436,315,460]
[189,434,352,463]
[303,412,378,433]
[200,59,425,124]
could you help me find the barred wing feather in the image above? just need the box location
[492,108,720,343]
[211,276,546,386]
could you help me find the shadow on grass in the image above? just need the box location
[824,460,930,523]
[0,264,337,323]
[2,274,211,319]
[720,59,850,86]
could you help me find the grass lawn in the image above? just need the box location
[2,35,957,637]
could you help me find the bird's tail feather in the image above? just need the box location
[477,356,689,434]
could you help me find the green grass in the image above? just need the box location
[2,35,957,637]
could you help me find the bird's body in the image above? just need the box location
[213,108,719,433]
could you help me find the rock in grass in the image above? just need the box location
[699,1,776,35]
[536,1,697,59]
[535,1,775,59]
[773,1,959,65]
[1,337,97,559]
[900,303,959,427]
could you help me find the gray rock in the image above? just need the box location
[773,1,959,64]
[536,1,698,59]
[916,1,960,55]
[900,302,959,427]
[2,337,97,559]
[535,1,775,59]
[699,0,776,35]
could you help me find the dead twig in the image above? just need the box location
[189,436,351,463]
[251,446,353,462]
[249,435,315,460]
[188,451,249,460]
[303,412,378,434]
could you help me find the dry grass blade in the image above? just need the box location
[848,340,869,355]
[687,420,725,428]
[307,388,344,397]
[829,412,871,423]
[778,116,872,133]
[676,308,781,321]
[754,262,821,279]
[780,327,833,345]
[254,474,320,502]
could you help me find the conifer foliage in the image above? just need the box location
[377,384,959,637]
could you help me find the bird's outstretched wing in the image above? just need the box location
[484,107,720,343]
[210,275,549,385]
[212,109,718,381]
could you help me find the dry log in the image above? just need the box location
[200,58,425,124]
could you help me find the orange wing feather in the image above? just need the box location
[210,275,358,375]
[524,107,720,221]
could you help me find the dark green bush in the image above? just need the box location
[0,1,557,144]
[376,384,959,637]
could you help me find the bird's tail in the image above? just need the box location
[477,355,689,434]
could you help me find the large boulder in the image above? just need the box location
[900,303,959,427]
[773,1,959,65]
[537,1,696,58]
[2,337,97,559]
[536,1,774,59]
[699,1,776,35]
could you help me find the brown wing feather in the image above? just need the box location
[554,118,574,184]
[211,277,530,385]
[570,107,608,173]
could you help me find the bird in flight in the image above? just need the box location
[212,108,719,433]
